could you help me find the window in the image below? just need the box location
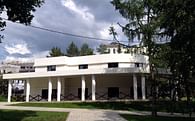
[42,89,48,99]
[20,66,25,69]
[79,64,88,69]
[47,65,56,71]
[108,63,118,68]
[135,63,143,67]
[108,87,119,98]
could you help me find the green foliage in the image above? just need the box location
[80,43,94,56]
[66,42,79,57]
[111,0,195,115]
[0,0,44,43]
[96,44,108,54]
[151,43,171,68]
[121,114,194,121]
[0,0,44,40]
[13,101,195,113]
[154,0,195,105]
[49,47,64,57]
[0,95,6,102]
[0,110,68,121]
[66,41,94,57]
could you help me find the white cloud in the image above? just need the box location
[61,0,94,21]
[4,50,49,63]
[5,43,31,55]
[32,17,43,27]
[32,50,49,58]
[98,23,126,42]
[5,56,32,62]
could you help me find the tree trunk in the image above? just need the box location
[151,65,157,116]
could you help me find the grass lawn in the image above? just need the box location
[12,101,195,113]
[120,114,195,121]
[0,95,6,102]
[0,110,68,121]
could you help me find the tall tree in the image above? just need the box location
[49,47,64,57]
[0,0,44,42]
[96,44,108,54]
[66,41,79,57]
[111,0,161,116]
[80,43,93,56]
[154,0,195,116]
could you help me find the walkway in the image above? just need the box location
[0,102,194,121]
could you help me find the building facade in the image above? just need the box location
[103,42,147,55]
[0,62,35,97]
[3,54,150,102]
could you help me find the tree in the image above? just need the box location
[111,0,161,116]
[0,0,44,42]
[154,0,195,116]
[80,43,93,56]
[96,44,108,54]
[49,47,64,57]
[111,0,195,117]
[66,41,79,57]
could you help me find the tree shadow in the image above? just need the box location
[0,110,37,121]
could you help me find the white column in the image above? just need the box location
[8,80,12,103]
[133,74,138,100]
[141,76,146,100]
[81,75,86,101]
[26,79,30,102]
[57,77,61,102]
[92,75,96,101]
[48,78,52,102]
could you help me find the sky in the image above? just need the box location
[0,0,129,62]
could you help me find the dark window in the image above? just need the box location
[108,63,118,68]
[108,87,119,98]
[135,63,143,67]
[21,66,25,69]
[79,64,88,69]
[47,65,56,71]
[42,89,57,99]
[42,89,48,99]
[52,89,57,99]
[78,88,88,99]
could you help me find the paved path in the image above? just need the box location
[0,102,127,121]
[0,102,194,121]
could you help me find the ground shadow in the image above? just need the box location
[0,110,37,121]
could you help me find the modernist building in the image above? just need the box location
[0,62,35,96]
[104,42,147,55]
[3,54,150,102]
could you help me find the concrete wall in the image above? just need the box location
[30,77,57,96]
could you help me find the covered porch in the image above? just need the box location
[7,74,149,102]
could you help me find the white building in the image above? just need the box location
[3,54,150,102]
[0,63,20,74]
[0,62,34,95]
[104,42,147,55]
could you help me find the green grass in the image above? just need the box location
[121,114,195,121]
[0,95,6,102]
[12,101,195,113]
[0,110,68,121]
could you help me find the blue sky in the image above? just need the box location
[0,0,128,62]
